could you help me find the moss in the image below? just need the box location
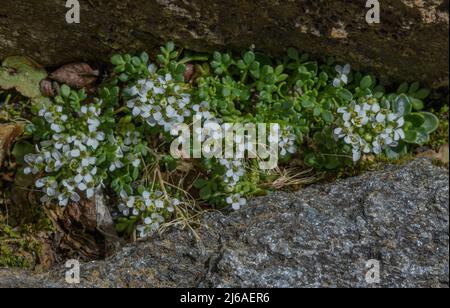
[429,105,449,150]
[0,221,41,268]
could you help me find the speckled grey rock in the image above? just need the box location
[0,159,448,288]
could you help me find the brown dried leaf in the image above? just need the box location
[0,123,24,167]
[49,63,99,89]
[184,63,195,82]
[417,144,449,164]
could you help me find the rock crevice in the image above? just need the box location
[0,0,448,87]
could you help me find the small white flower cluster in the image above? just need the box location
[333,64,351,88]
[193,101,214,121]
[126,68,192,132]
[118,190,180,238]
[334,98,406,162]
[218,159,247,211]
[219,159,246,187]
[194,116,222,143]
[226,193,247,211]
[25,101,107,206]
[270,125,297,157]
[108,131,143,172]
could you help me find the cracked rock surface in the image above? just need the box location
[0,0,448,87]
[0,159,448,288]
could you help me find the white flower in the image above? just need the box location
[278,126,297,157]
[86,131,105,150]
[335,99,408,162]
[333,64,351,87]
[226,194,247,211]
[352,148,361,162]
[220,159,246,187]
[51,123,64,133]
[193,101,213,120]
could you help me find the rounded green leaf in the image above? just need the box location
[337,89,353,101]
[243,51,255,65]
[392,94,412,116]
[408,82,420,94]
[304,153,319,168]
[404,129,418,143]
[420,112,439,134]
[414,88,431,100]
[111,54,125,66]
[404,113,425,127]
[397,82,409,94]
[60,84,71,98]
[414,127,430,145]
[360,75,372,90]
[411,98,425,110]
[321,110,334,123]
[385,143,407,159]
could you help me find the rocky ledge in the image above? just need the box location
[0,159,448,288]
[0,0,448,87]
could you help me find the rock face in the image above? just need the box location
[0,0,448,87]
[0,159,448,288]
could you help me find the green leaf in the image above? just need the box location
[313,107,322,117]
[414,127,430,145]
[243,51,255,65]
[304,153,319,168]
[222,87,231,97]
[414,88,431,100]
[323,156,341,170]
[404,113,425,127]
[397,82,409,94]
[411,98,424,110]
[194,178,208,189]
[408,82,420,94]
[385,143,407,159]
[111,54,125,66]
[213,52,222,62]
[166,41,175,52]
[319,72,328,82]
[360,75,372,90]
[301,97,314,109]
[140,52,149,64]
[337,89,353,101]
[12,141,34,165]
[392,95,412,116]
[60,84,71,98]
[321,110,334,123]
[420,112,439,134]
[199,186,212,199]
[404,130,418,143]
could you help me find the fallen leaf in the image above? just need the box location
[0,123,24,167]
[0,56,47,99]
[49,63,99,89]
[184,63,195,82]
[39,79,60,97]
[417,144,449,164]
[438,144,449,164]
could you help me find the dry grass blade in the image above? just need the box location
[261,167,324,190]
